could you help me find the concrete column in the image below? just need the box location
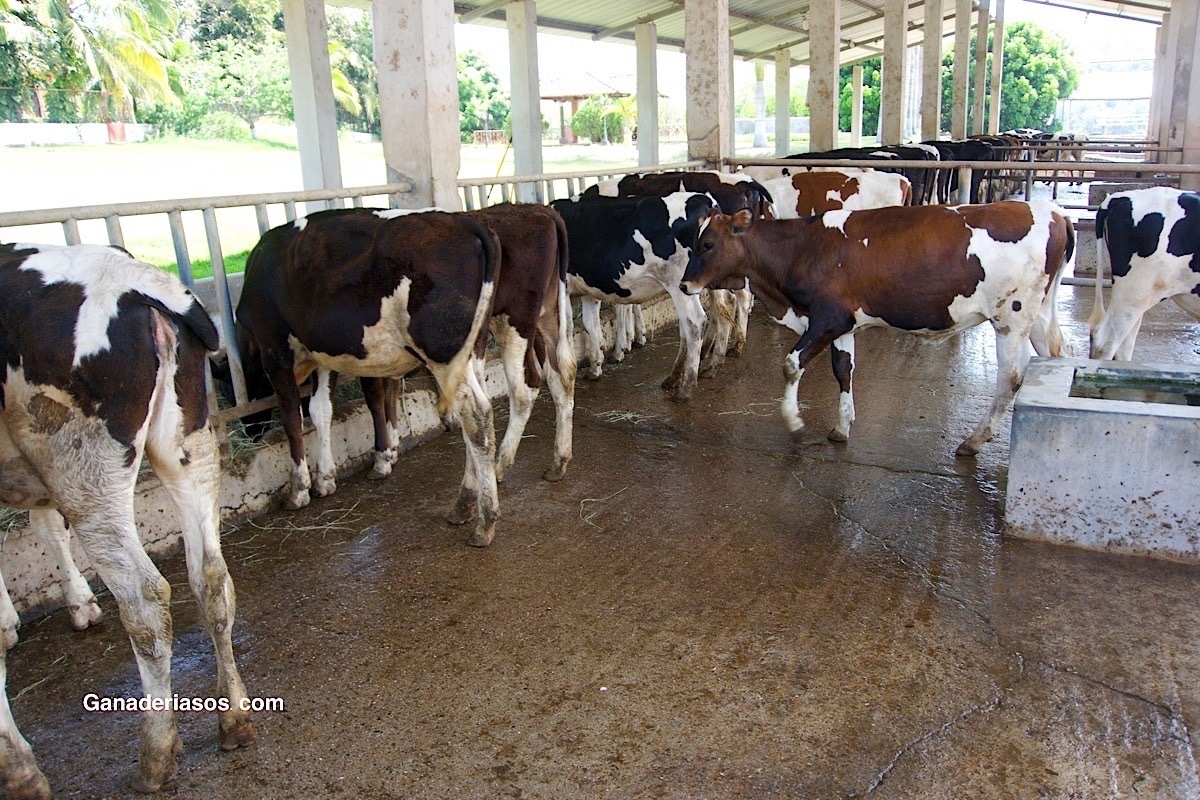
[775,50,792,155]
[881,0,908,144]
[921,0,944,140]
[851,64,864,146]
[808,0,841,151]
[951,0,971,138]
[1174,0,1200,189]
[987,0,1004,134]
[281,0,343,201]
[1148,19,1167,157]
[728,41,737,157]
[685,0,731,165]
[636,22,660,167]
[373,0,461,209]
[972,0,989,135]
[508,0,543,201]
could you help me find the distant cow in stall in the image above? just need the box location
[775,145,942,206]
[0,243,255,798]
[1034,132,1090,185]
[759,170,912,218]
[581,170,774,365]
[235,208,503,546]
[551,191,716,401]
[1090,186,1200,359]
[680,200,1074,456]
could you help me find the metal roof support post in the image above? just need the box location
[281,0,344,213]
[987,0,1005,135]
[685,0,731,168]
[881,0,908,145]
[637,22,661,167]
[775,49,791,156]
[971,0,990,136]
[951,0,972,138]
[809,0,841,151]
[374,0,462,210]
[508,0,544,202]
[922,0,944,140]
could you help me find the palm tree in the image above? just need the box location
[25,0,179,120]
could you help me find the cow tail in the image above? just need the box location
[550,209,577,386]
[137,292,221,353]
[1089,206,1109,330]
[434,218,499,419]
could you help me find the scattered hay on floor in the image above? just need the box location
[591,409,665,425]
[579,486,627,528]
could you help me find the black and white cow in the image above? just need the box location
[680,201,1074,456]
[551,192,716,401]
[1090,186,1200,359]
[235,208,503,546]
[0,243,255,797]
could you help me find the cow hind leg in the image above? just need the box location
[661,291,705,402]
[494,321,537,483]
[730,288,752,356]
[610,304,634,364]
[0,646,51,800]
[958,329,1032,457]
[441,359,500,546]
[578,297,605,380]
[828,334,856,442]
[699,289,735,378]
[308,369,338,497]
[361,378,398,479]
[29,510,102,631]
[541,282,576,482]
[146,424,256,754]
[781,348,807,434]
[0,570,18,650]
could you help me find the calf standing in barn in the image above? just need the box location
[680,201,1073,456]
[235,208,503,546]
[1090,186,1200,359]
[0,243,255,797]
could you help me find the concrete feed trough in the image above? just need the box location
[1006,357,1200,562]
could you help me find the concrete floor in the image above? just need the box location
[7,283,1200,800]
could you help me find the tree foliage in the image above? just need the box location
[838,58,882,134]
[458,49,508,142]
[940,21,1080,133]
[570,94,628,144]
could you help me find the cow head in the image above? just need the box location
[679,209,754,295]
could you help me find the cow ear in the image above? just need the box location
[731,209,754,235]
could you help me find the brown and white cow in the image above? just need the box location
[680,201,1074,456]
[0,243,255,798]
[360,203,577,484]
[1090,186,1200,359]
[235,208,502,546]
[759,170,912,219]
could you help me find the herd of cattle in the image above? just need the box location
[0,148,1197,795]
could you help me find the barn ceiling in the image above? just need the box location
[444,0,1167,67]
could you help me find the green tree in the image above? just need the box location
[838,58,881,134]
[327,7,377,134]
[570,94,627,144]
[458,49,508,142]
[194,0,279,45]
[199,37,291,137]
[941,21,1080,133]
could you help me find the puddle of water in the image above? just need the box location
[1069,371,1200,406]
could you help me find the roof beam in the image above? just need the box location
[458,0,509,25]
[592,5,680,41]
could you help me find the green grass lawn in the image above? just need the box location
[0,126,811,277]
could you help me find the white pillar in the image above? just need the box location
[373,0,461,209]
[808,0,841,151]
[728,40,737,157]
[1148,19,1168,157]
[987,0,1004,134]
[775,50,792,156]
[922,0,944,140]
[508,0,543,202]
[281,0,343,203]
[951,0,971,138]
[881,0,908,144]
[972,0,989,135]
[851,64,864,146]
[636,22,660,167]
[685,0,731,166]
[1168,0,1200,189]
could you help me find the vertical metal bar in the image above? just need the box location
[546,180,557,202]
[1024,166,1033,201]
[168,210,194,287]
[956,166,972,205]
[351,195,364,208]
[462,188,475,211]
[105,215,125,249]
[284,201,297,222]
[202,206,248,407]
[255,204,271,235]
[62,218,81,245]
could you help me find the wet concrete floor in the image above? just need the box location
[8,283,1200,799]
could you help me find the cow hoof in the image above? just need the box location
[131,735,182,794]
[955,441,982,457]
[312,476,337,497]
[542,461,568,482]
[827,428,850,443]
[68,598,103,631]
[468,525,496,548]
[699,363,721,379]
[605,352,625,365]
[446,492,477,526]
[219,713,257,751]
[4,768,52,800]
[584,368,603,382]
[3,625,17,650]
[283,490,311,510]
[668,389,693,403]
[786,418,807,435]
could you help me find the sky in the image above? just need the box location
[453,0,1160,103]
